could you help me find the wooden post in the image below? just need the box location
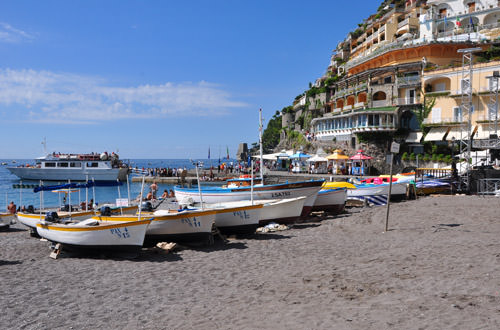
[385,142,399,232]
[385,153,394,232]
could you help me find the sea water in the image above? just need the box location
[0,159,226,210]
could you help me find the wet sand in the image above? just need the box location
[1,195,500,329]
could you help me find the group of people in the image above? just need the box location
[144,181,175,200]
[133,167,187,178]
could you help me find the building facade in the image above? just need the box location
[290,0,500,149]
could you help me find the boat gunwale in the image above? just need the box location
[36,219,152,231]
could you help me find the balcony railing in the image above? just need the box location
[343,105,353,111]
[423,117,466,125]
[356,82,368,91]
[354,102,366,109]
[372,100,391,108]
[346,38,415,70]
[398,18,409,29]
[396,97,421,105]
[397,75,421,86]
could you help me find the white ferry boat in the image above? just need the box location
[7,152,128,181]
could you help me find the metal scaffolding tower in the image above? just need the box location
[475,71,500,150]
[458,47,481,193]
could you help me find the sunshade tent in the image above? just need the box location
[326,149,349,160]
[289,152,311,159]
[349,149,372,175]
[326,149,349,174]
[307,155,328,162]
[350,149,373,160]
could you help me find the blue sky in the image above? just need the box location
[0,0,380,159]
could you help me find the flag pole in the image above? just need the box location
[259,108,264,183]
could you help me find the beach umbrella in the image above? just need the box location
[326,149,349,160]
[349,149,373,160]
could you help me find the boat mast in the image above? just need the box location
[259,108,264,182]
[41,137,47,155]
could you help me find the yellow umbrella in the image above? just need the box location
[326,149,349,160]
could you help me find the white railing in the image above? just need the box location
[333,107,342,113]
[343,105,353,111]
[398,18,409,29]
[396,97,421,105]
[423,117,465,124]
[372,100,391,108]
[354,102,366,109]
[397,75,421,85]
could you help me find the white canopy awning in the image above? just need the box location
[307,155,328,162]
[424,127,449,141]
[406,131,423,143]
[252,153,279,160]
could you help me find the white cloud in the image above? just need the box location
[0,69,247,124]
[0,22,34,43]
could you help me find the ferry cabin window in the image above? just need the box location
[44,162,56,167]
[57,162,69,167]
[87,162,99,168]
[70,162,81,168]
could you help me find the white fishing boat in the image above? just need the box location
[202,202,263,234]
[257,196,306,225]
[36,218,151,252]
[175,179,322,217]
[312,188,347,214]
[347,182,408,206]
[7,142,128,181]
[0,213,16,230]
[17,205,137,233]
[95,208,217,245]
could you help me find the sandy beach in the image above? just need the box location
[1,195,500,329]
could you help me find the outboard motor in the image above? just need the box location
[27,205,35,213]
[141,201,153,212]
[100,206,112,217]
[45,211,59,223]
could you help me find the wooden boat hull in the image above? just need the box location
[312,188,346,214]
[204,202,263,235]
[96,209,217,245]
[258,197,307,225]
[17,206,136,230]
[0,213,15,230]
[347,182,408,205]
[36,219,151,252]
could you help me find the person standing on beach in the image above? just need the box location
[150,181,158,199]
[7,201,16,214]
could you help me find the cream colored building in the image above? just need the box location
[423,60,500,142]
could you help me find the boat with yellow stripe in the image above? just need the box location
[94,208,217,245]
[17,205,137,235]
[0,213,16,230]
[36,218,152,252]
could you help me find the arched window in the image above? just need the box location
[373,91,387,101]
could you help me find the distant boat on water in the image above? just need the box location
[7,152,128,181]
